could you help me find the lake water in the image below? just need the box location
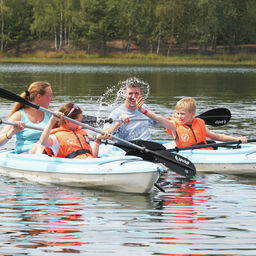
[0,63,256,255]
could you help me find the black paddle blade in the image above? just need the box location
[126,149,196,178]
[130,140,166,151]
[82,115,98,127]
[82,115,106,127]
[114,140,166,153]
[126,150,154,161]
[153,150,196,178]
[0,88,39,109]
[197,108,231,126]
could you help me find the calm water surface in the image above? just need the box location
[0,63,255,255]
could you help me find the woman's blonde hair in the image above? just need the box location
[9,81,51,117]
[176,97,196,113]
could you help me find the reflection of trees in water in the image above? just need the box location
[151,174,208,253]
[156,174,208,211]
[4,185,86,252]
[3,183,157,253]
[151,174,208,222]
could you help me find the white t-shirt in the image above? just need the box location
[104,104,153,141]
[48,134,60,156]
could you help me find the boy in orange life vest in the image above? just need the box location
[40,103,110,158]
[136,97,247,148]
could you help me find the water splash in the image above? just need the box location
[96,77,151,119]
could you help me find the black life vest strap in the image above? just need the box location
[65,149,92,158]
[187,124,198,143]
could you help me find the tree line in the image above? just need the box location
[1,0,256,54]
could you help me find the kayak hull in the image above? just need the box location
[186,163,256,175]
[0,151,163,193]
[163,142,256,175]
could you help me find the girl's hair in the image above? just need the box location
[55,102,82,127]
[9,81,51,117]
[176,97,196,113]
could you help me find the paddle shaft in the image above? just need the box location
[83,108,231,127]
[107,118,149,123]
[168,139,256,152]
[0,119,44,131]
[110,114,229,124]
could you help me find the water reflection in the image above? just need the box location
[1,63,256,74]
[154,175,208,253]
[0,177,159,254]
[1,184,84,253]
[0,167,255,255]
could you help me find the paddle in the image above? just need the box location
[0,119,44,131]
[82,115,149,127]
[0,87,196,178]
[196,108,231,126]
[82,108,231,127]
[101,139,167,153]
[167,139,255,152]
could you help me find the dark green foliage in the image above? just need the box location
[0,0,256,53]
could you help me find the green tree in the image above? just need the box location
[217,0,248,48]
[0,0,10,51]
[155,0,181,55]
[118,0,157,53]
[195,0,220,52]
[78,0,121,53]
[31,0,77,51]
[2,0,33,51]
[245,0,256,43]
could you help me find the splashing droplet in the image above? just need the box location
[96,77,150,118]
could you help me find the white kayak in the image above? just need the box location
[163,142,256,175]
[0,150,163,194]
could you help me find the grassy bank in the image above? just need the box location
[0,51,256,66]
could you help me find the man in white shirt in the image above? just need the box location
[104,77,154,141]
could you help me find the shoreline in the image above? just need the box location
[0,53,256,66]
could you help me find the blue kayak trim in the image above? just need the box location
[174,144,256,164]
[0,150,163,175]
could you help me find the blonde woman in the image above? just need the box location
[0,81,53,153]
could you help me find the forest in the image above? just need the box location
[1,0,256,55]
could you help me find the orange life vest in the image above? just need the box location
[45,127,93,158]
[166,117,212,149]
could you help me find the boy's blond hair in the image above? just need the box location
[176,97,196,113]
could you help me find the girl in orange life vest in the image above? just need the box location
[136,97,247,148]
[40,103,110,158]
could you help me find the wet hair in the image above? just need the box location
[122,77,143,93]
[9,81,51,117]
[55,102,82,127]
[176,97,196,113]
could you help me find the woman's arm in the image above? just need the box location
[0,111,24,145]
